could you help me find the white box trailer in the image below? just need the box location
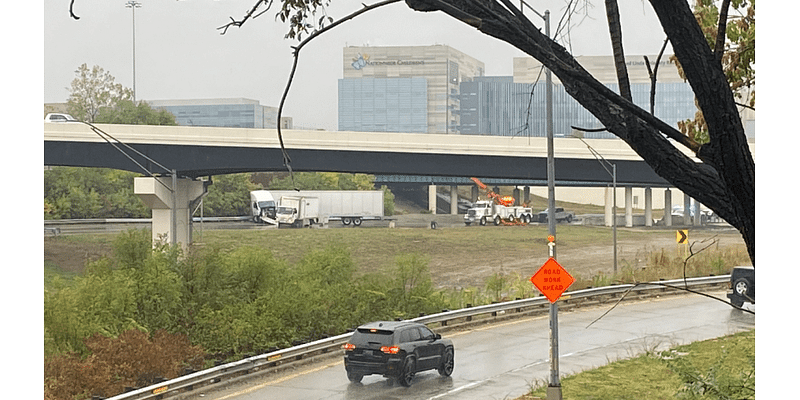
[254,190,384,226]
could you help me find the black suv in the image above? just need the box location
[343,321,454,386]
[727,266,755,307]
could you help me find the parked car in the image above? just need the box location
[727,266,755,307]
[537,207,574,223]
[342,321,454,386]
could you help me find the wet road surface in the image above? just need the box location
[195,291,754,400]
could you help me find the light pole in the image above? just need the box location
[574,136,618,275]
[125,0,141,103]
[520,3,559,399]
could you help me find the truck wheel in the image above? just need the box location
[566,215,573,223]
[353,218,362,226]
[480,217,487,226]
[494,216,501,226]
[508,215,515,222]
[342,217,352,225]
[253,215,260,223]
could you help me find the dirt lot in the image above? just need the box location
[44,214,750,290]
[392,214,748,288]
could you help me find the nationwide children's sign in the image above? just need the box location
[530,257,575,303]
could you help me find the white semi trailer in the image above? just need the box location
[251,190,384,226]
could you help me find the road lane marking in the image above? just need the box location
[211,360,342,399]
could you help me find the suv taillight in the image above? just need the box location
[342,343,356,351]
[380,346,400,354]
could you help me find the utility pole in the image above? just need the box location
[125,0,141,103]
[521,3,560,398]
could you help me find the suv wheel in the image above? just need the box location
[347,372,363,383]
[438,348,454,377]
[398,357,416,387]
[733,278,750,297]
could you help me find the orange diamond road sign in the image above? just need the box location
[531,257,575,303]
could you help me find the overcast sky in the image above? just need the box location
[43,0,676,130]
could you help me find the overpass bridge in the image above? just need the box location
[45,122,746,245]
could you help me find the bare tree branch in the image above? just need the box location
[714,0,732,62]
[644,38,670,115]
[586,280,754,329]
[217,0,274,35]
[70,0,80,20]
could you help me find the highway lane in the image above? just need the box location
[195,291,754,400]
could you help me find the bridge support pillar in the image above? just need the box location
[625,187,633,227]
[134,176,207,249]
[645,187,653,227]
[684,193,692,226]
[428,185,437,214]
[664,189,673,226]
[450,186,459,215]
[471,185,479,203]
[523,186,531,205]
[512,187,521,207]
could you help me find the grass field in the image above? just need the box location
[524,329,755,400]
[45,221,750,299]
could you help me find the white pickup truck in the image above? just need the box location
[536,207,575,223]
[464,200,533,226]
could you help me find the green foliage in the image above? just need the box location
[95,99,178,125]
[381,185,395,216]
[44,167,149,219]
[268,172,375,190]
[67,63,133,122]
[202,173,261,217]
[675,0,755,145]
[662,330,755,400]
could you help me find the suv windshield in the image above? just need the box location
[351,328,394,346]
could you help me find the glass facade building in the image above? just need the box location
[148,98,282,129]
[338,77,428,133]
[460,79,696,138]
[339,45,485,134]
[458,55,699,138]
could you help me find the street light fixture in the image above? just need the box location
[125,0,141,103]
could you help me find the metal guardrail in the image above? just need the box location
[102,275,730,400]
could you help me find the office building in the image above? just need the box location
[339,45,485,134]
[148,98,290,129]
[460,55,699,138]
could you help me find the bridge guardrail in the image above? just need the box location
[102,275,730,400]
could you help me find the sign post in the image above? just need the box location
[531,236,575,400]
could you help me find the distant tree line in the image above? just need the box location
[44,169,395,219]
